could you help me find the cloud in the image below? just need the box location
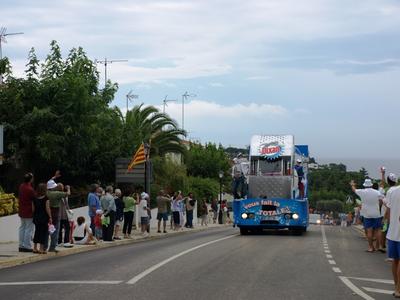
[246,76,271,81]
[209,82,224,87]
[4,0,400,81]
[150,99,292,143]
[108,61,232,84]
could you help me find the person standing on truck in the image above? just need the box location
[232,153,247,199]
[294,159,305,199]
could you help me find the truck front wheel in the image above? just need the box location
[240,228,249,235]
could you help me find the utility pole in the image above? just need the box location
[181,92,196,131]
[0,27,23,84]
[126,90,139,114]
[162,95,177,114]
[95,58,128,86]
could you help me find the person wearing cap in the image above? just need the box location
[18,172,35,252]
[46,180,71,252]
[350,178,384,252]
[382,172,400,296]
[138,192,150,236]
[294,159,305,199]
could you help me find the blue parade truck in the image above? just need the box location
[233,135,309,235]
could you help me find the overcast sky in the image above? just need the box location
[2,0,400,162]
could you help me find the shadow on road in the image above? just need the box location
[237,226,321,237]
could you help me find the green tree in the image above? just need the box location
[186,142,231,180]
[0,41,120,185]
[121,104,186,157]
[309,163,371,209]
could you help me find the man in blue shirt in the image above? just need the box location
[88,184,101,234]
[295,159,305,199]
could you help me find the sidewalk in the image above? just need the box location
[0,222,229,269]
[352,224,366,236]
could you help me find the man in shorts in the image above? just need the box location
[156,190,171,233]
[384,173,400,296]
[350,178,383,252]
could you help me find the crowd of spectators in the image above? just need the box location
[17,171,229,254]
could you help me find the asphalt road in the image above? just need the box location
[0,225,394,300]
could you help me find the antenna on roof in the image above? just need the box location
[162,95,177,113]
[0,27,24,84]
[126,90,139,113]
[95,58,128,86]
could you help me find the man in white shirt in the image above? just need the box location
[350,178,383,252]
[139,192,150,236]
[384,173,400,296]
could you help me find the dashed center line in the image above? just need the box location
[328,260,336,265]
[326,254,333,259]
[332,267,342,273]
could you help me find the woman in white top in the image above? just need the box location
[73,216,95,245]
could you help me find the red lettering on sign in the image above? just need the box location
[260,145,281,156]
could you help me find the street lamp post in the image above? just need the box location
[181,92,196,131]
[218,170,224,224]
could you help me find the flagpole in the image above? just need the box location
[144,142,151,199]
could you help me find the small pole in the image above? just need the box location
[95,58,128,87]
[0,27,23,84]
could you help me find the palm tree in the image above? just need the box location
[120,104,187,157]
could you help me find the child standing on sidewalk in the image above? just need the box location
[94,210,103,240]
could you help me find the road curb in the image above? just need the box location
[352,225,366,237]
[0,225,231,270]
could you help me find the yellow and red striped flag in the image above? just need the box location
[127,143,146,171]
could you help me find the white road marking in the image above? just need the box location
[347,277,394,284]
[324,250,331,253]
[338,276,374,300]
[0,281,123,286]
[332,267,342,273]
[321,225,328,243]
[328,260,336,265]
[326,254,333,258]
[363,287,393,295]
[126,235,235,285]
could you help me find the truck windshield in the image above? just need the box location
[259,159,281,175]
[250,157,292,176]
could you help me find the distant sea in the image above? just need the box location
[317,158,400,179]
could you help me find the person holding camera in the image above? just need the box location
[185,192,196,229]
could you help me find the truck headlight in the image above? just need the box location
[241,213,248,219]
[292,213,299,220]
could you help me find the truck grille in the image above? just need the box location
[260,220,280,225]
[262,205,277,211]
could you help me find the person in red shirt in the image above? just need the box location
[18,173,35,252]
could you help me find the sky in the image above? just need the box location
[2,0,400,168]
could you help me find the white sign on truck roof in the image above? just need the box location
[250,135,294,158]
